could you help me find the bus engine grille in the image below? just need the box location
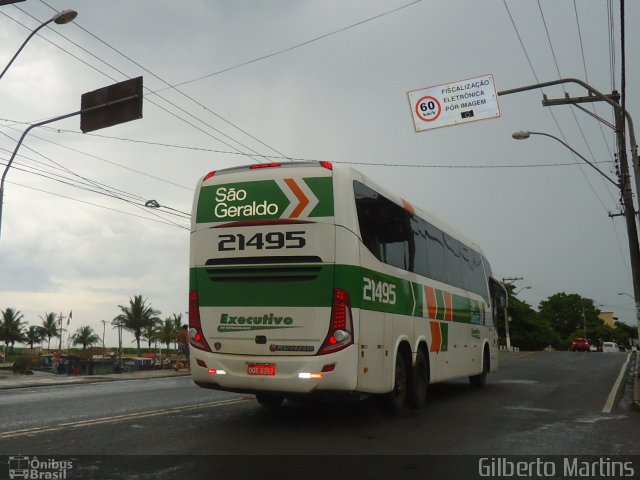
[205,256,323,283]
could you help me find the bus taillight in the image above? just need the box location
[318,288,354,355]
[250,163,281,169]
[188,290,212,352]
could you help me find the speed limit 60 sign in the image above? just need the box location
[407,74,500,132]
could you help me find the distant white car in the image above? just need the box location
[601,341,618,353]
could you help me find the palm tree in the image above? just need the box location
[1,308,26,353]
[156,317,180,351]
[113,295,161,355]
[71,325,100,350]
[141,319,161,350]
[24,325,43,350]
[39,312,59,350]
[170,313,183,350]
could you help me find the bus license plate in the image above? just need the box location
[247,364,276,376]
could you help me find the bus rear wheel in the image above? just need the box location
[255,392,285,408]
[384,350,408,413]
[409,349,428,409]
[469,349,489,388]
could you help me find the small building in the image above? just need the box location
[598,312,617,328]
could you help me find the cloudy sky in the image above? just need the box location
[1,0,638,349]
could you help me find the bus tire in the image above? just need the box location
[384,349,408,413]
[409,349,429,409]
[469,348,489,388]
[255,392,285,408]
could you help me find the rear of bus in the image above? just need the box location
[189,161,358,399]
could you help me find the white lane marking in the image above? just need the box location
[0,398,246,439]
[602,352,632,413]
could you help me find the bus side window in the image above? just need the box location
[443,235,463,288]
[354,180,411,271]
[410,217,428,277]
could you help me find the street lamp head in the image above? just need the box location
[53,9,78,25]
[514,286,532,295]
[511,131,531,140]
[618,292,634,298]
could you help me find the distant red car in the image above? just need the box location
[571,338,590,352]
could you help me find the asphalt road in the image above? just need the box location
[0,351,637,478]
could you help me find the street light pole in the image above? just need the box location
[100,319,107,355]
[499,78,640,203]
[0,9,78,80]
[502,77,640,351]
[512,129,640,350]
[0,94,141,244]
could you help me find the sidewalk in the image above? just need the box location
[0,367,191,390]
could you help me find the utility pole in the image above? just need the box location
[501,277,523,351]
[499,78,640,350]
[111,319,123,373]
[540,90,640,349]
[57,312,66,352]
[100,320,107,355]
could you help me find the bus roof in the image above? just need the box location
[196,160,487,257]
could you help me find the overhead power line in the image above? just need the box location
[536,0,616,210]
[503,0,617,215]
[148,0,425,94]
[6,180,189,230]
[3,6,268,164]
[0,129,191,228]
[0,120,192,191]
[3,123,615,170]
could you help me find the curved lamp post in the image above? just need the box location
[512,129,640,350]
[0,9,79,243]
[0,9,78,80]
[511,131,620,189]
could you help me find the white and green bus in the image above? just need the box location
[189,161,507,409]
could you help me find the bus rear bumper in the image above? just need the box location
[190,348,357,394]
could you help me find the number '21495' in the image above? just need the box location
[363,277,396,305]
[218,231,306,251]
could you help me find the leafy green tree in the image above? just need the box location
[113,295,161,355]
[39,312,59,350]
[71,325,101,350]
[1,308,26,353]
[503,288,559,351]
[24,325,43,350]
[538,293,601,343]
[612,321,638,347]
